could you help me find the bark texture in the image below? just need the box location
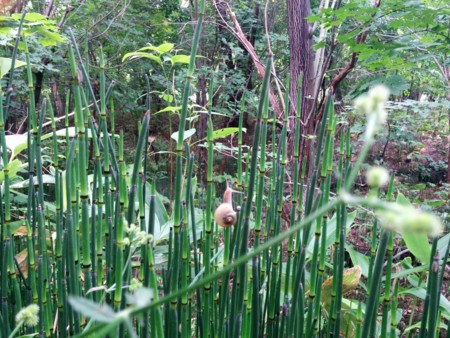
[286,0,315,164]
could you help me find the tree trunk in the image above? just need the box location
[286,0,315,166]
[445,65,450,183]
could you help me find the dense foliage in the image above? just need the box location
[0,0,448,337]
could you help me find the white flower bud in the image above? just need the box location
[366,166,390,188]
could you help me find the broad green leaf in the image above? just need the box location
[0,159,25,183]
[346,246,370,277]
[68,296,116,323]
[411,183,426,190]
[171,128,196,142]
[10,190,56,213]
[171,54,190,65]
[21,12,48,22]
[10,174,55,188]
[35,26,64,45]
[137,45,159,52]
[396,192,431,264]
[404,321,447,335]
[423,199,443,207]
[384,262,430,281]
[212,127,246,140]
[156,106,181,114]
[5,127,92,161]
[144,182,169,224]
[400,287,450,315]
[122,51,161,64]
[9,220,24,234]
[437,233,450,261]
[155,42,174,54]
[0,57,26,78]
[159,94,173,103]
[5,133,27,160]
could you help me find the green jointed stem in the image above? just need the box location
[424,238,439,338]
[361,229,390,338]
[69,43,93,297]
[231,56,272,338]
[307,95,335,335]
[3,11,26,122]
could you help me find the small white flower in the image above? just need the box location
[366,166,390,188]
[16,304,39,327]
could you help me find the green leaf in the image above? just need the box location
[159,94,173,103]
[411,183,426,191]
[10,174,55,188]
[122,52,161,65]
[155,42,174,54]
[171,54,190,65]
[423,199,443,207]
[346,246,370,277]
[68,296,116,323]
[0,159,25,183]
[403,321,448,335]
[400,287,450,315]
[10,190,56,213]
[22,12,48,22]
[437,233,450,261]
[171,128,196,142]
[156,106,181,114]
[137,45,159,52]
[396,193,431,264]
[0,57,26,78]
[212,127,246,140]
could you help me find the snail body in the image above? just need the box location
[215,186,237,227]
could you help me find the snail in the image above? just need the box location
[214,183,241,227]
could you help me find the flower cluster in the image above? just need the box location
[366,166,390,188]
[16,304,39,327]
[376,204,442,237]
[129,278,143,292]
[125,221,153,247]
[354,85,390,139]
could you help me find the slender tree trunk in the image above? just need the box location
[52,78,63,116]
[445,66,450,183]
[286,0,315,166]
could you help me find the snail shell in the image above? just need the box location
[214,203,237,227]
[215,187,237,227]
